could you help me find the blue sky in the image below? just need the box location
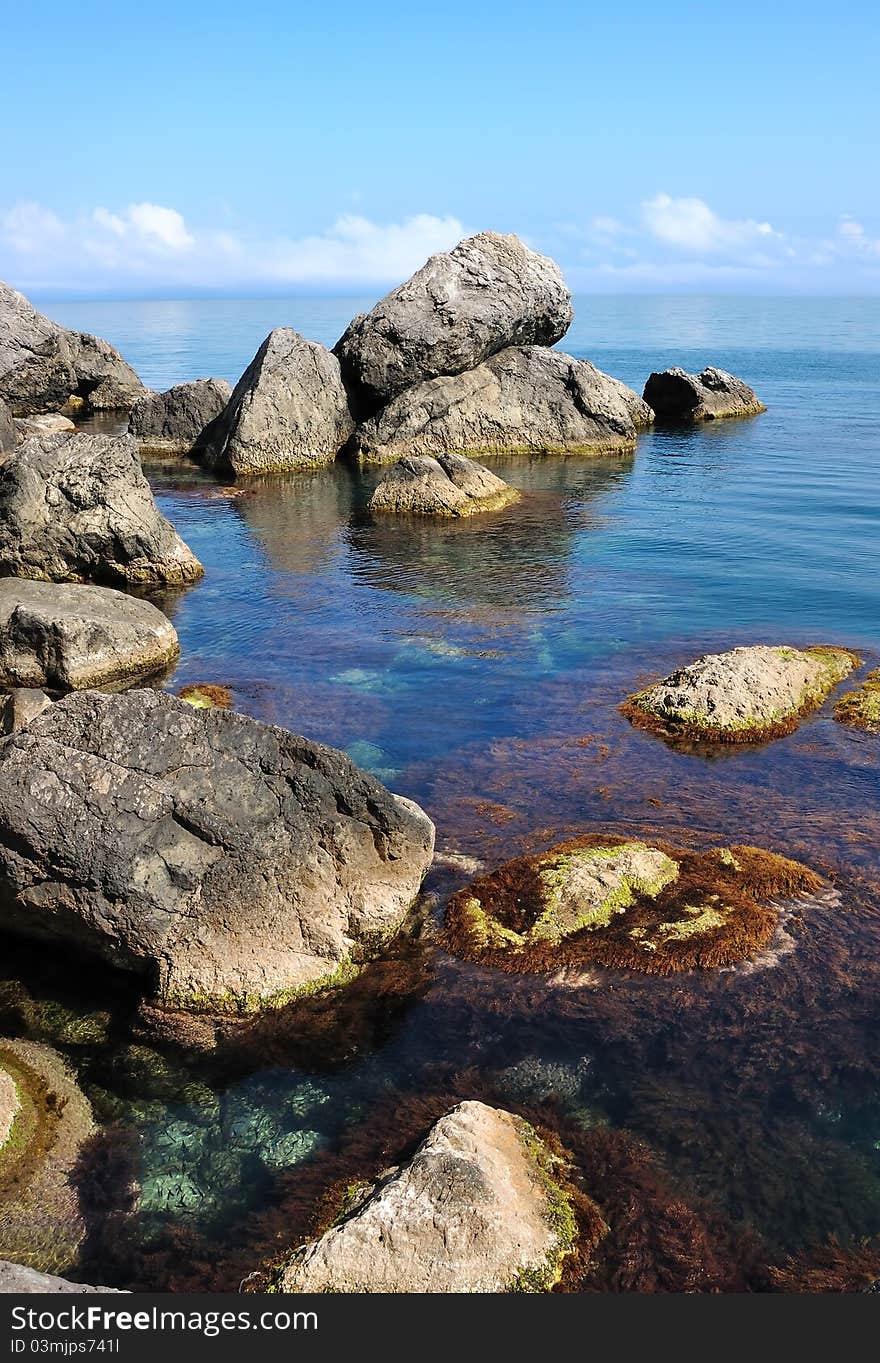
[3,0,878,296]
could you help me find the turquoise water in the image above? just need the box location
[6,295,880,1289]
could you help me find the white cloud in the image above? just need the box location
[0,201,465,292]
[641,193,779,255]
[834,215,880,258]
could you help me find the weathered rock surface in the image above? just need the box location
[15,413,75,439]
[280,1101,577,1292]
[604,373,654,428]
[368,452,517,517]
[643,367,765,423]
[200,329,354,475]
[334,232,574,410]
[0,579,179,690]
[0,690,435,1010]
[0,1039,95,1272]
[0,1261,124,1293]
[624,644,858,742]
[0,688,52,734]
[0,281,144,415]
[354,346,640,464]
[0,398,17,453]
[0,431,203,586]
[129,379,232,455]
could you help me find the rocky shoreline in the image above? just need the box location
[0,233,876,1294]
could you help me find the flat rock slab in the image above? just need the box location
[129,378,232,455]
[0,1261,123,1293]
[368,452,518,517]
[200,329,354,476]
[0,579,179,690]
[0,431,203,586]
[334,232,573,410]
[15,414,75,439]
[643,367,765,423]
[623,644,858,742]
[0,690,435,1011]
[0,280,144,416]
[354,346,640,464]
[280,1101,577,1292]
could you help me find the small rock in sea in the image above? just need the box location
[368,452,518,517]
[278,1101,592,1292]
[85,375,146,413]
[334,232,574,411]
[129,378,232,457]
[0,689,435,1012]
[14,413,74,439]
[178,682,233,709]
[0,431,203,586]
[0,1038,96,1273]
[834,668,880,733]
[0,579,179,690]
[642,366,765,423]
[622,644,859,744]
[199,329,354,476]
[354,346,643,464]
[444,836,825,976]
[0,279,145,416]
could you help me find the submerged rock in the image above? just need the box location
[834,669,880,733]
[0,690,435,1011]
[129,378,232,456]
[642,367,765,423]
[279,1101,583,1292]
[622,644,858,744]
[368,452,518,517]
[334,232,573,411]
[0,1038,95,1272]
[200,329,354,475]
[0,688,52,734]
[444,836,825,975]
[0,431,203,586]
[0,1261,123,1293]
[0,280,144,415]
[0,579,179,690]
[354,347,640,464]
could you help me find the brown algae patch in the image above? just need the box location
[444,835,824,975]
[834,669,880,733]
[178,683,234,709]
[621,644,860,745]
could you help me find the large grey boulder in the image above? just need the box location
[200,329,355,476]
[129,378,233,456]
[368,453,517,517]
[354,346,640,464]
[623,644,858,743]
[0,579,179,690]
[334,232,574,411]
[0,690,435,1011]
[0,1261,124,1293]
[0,398,16,454]
[0,281,145,415]
[280,1101,578,1292]
[0,431,203,586]
[643,366,765,423]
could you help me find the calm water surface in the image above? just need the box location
[6,295,880,1288]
